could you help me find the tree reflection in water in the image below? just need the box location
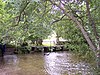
[0,52,92,75]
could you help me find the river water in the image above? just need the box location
[0,51,93,75]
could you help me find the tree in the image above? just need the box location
[1,0,100,68]
[48,0,100,68]
[1,0,52,45]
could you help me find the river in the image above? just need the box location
[0,51,93,75]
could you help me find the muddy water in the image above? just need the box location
[0,51,93,75]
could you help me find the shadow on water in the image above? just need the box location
[0,51,93,75]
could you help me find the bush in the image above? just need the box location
[6,44,16,48]
[16,46,30,54]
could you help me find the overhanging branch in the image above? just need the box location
[51,14,66,24]
[15,1,30,26]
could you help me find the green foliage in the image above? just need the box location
[93,68,100,75]
[0,0,99,65]
[16,46,29,54]
[0,0,100,74]
[6,44,16,48]
[0,0,52,45]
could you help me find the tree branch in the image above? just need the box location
[49,0,97,51]
[51,14,66,24]
[86,0,100,50]
[16,1,30,26]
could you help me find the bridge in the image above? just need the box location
[31,45,64,53]
[0,45,65,57]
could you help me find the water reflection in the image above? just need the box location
[4,55,18,65]
[0,55,20,75]
[44,51,92,75]
[0,51,92,75]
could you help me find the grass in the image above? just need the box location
[42,43,55,46]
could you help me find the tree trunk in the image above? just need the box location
[50,0,100,68]
[71,15,96,51]
[86,0,100,68]
[56,32,60,45]
[50,1,97,51]
[86,0,100,50]
[36,38,43,46]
